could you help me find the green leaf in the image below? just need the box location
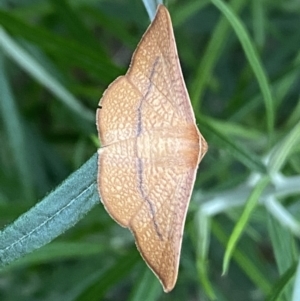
[0,10,121,82]
[211,0,274,136]
[194,211,216,300]
[265,197,300,237]
[200,116,267,173]
[0,153,99,267]
[0,28,94,122]
[76,250,140,301]
[190,0,246,107]
[0,53,34,200]
[267,121,300,174]
[222,176,270,274]
[0,242,105,274]
[212,219,272,294]
[267,213,297,299]
[292,260,300,301]
[265,261,297,301]
[128,267,162,301]
[49,0,108,55]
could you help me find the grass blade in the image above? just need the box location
[211,0,274,136]
[222,176,270,274]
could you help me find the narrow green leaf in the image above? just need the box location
[267,213,297,299]
[194,211,216,299]
[200,116,267,173]
[0,242,105,274]
[230,67,299,124]
[267,121,300,174]
[172,1,210,28]
[0,28,94,122]
[212,220,272,294]
[0,153,99,267]
[83,7,138,48]
[0,53,34,200]
[292,260,300,301]
[211,0,274,136]
[286,94,300,129]
[191,0,246,107]
[50,0,108,56]
[252,0,265,48]
[203,117,262,140]
[0,10,121,81]
[265,262,297,301]
[128,267,162,301]
[76,251,140,301]
[222,176,270,274]
[265,197,300,237]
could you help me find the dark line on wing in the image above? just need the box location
[127,75,177,127]
[135,57,163,240]
[137,158,163,240]
[136,57,160,137]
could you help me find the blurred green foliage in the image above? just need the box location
[0,0,300,300]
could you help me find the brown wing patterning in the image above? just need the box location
[96,4,208,293]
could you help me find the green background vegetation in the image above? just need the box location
[0,0,300,300]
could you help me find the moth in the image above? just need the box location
[96,5,207,292]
